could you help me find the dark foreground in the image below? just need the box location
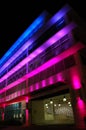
[0,125,86,130]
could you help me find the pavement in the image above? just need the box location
[0,124,86,130]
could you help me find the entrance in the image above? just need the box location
[31,92,75,125]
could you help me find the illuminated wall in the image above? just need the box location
[0,4,71,75]
[0,4,86,128]
[0,11,49,67]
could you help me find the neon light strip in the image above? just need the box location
[0,22,77,83]
[0,96,29,107]
[0,11,47,66]
[0,4,71,74]
[1,73,65,103]
[29,72,65,92]
[0,42,84,94]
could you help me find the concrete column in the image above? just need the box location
[2,104,5,121]
[23,98,29,126]
[69,65,86,129]
[27,100,32,125]
[24,98,31,126]
[2,111,4,121]
[65,53,86,128]
[25,105,29,126]
[70,86,86,128]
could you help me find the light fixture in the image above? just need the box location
[69,104,71,107]
[58,103,61,107]
[45,103,48,107]
[63,96,66,102]
[50,99,53,104]
[20,113,22,118]
[68,101,71,105]
[54,104,57,107]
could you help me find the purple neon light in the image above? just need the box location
[48,4,71,26]
[0,22,77,83]
[0,42,84,94]
[0,4,71,74]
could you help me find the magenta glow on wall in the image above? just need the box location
[0,4,71,74]
[0,22,77,83]
[0,42,84,95]
[70,67,81,89]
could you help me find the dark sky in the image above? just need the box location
[0,0,86,59]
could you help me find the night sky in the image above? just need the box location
[0,0,86,59]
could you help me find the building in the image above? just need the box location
[0,4,86,128]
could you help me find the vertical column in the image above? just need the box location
[69,53,86,128]
[2,111,4,121]
[28,100,32,125]
[26,60,29,94]
[69,85,86,128]
[24,97,32,126]
[25,97,29,126]
[2,104,5,121]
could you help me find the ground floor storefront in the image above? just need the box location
[31,92,74,125]
[0,82,86,129]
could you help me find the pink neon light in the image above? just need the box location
[76,97,86,128]
[17,91,21,97]
[56,73,64,82]
[0,22,77,83]
[21,89,25,95]
[70,67,81,89]
[73,75,81,89]
[29,85,33,92]
[35,83,39,90]
[49,77,53,85]
[0,4,71,73]
[29,72,65,92]
[77,97,85,110]
[3,104,5,108]
[26,96,29,103]
[0,96,29,106]
[0,42,84,94]
[42,80,46,88]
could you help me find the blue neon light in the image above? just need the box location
[0,11,48,67]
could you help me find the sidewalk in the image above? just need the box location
[1,124,85,130]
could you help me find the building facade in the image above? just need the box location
[0,4,86,128]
